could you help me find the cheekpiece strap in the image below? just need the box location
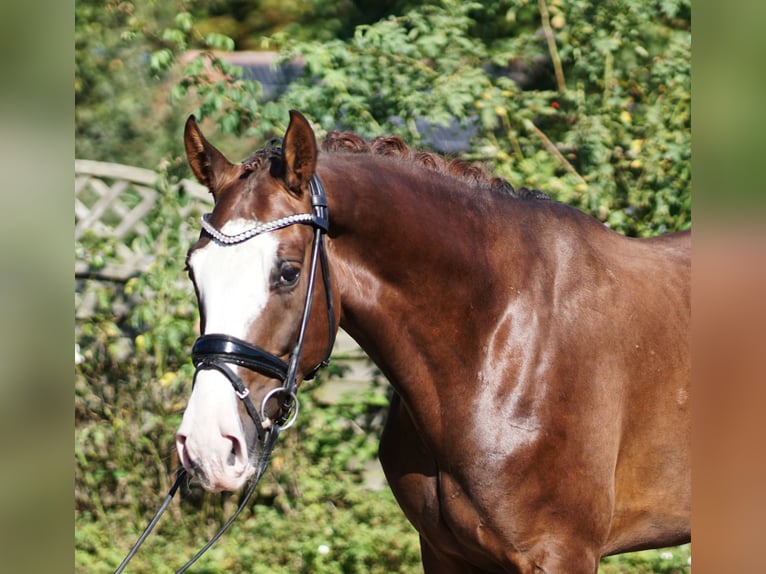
[309,176,329,231]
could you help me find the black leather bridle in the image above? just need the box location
[114,173,335,573]
[192,173,336,441]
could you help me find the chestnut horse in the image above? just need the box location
[177,110,690,573]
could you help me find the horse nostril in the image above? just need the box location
[176,432,195,472]
[224,434,245,467]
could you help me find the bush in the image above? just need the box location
[167,0,690,236]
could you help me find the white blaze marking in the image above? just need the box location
[189,219,279,338]
[177,219,279,490]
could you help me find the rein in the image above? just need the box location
[114,174,334,573]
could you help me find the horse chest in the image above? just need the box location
[427,468,519,571]
[386,450,512,569]
[437,471,499,542]
[380,401,515,569]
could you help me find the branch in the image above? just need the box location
[537,0,566,94]
[522,119,585,185]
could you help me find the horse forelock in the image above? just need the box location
[241,138,284,173]
[321,130,549,201]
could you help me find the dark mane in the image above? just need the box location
[321,131,549,201]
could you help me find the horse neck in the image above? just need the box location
[320,151,505,263]
[318,153,513,422]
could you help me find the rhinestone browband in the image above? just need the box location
[200,212,316,245]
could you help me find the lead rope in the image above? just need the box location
[113,468,186,574]
[175,427,281,573]
[114,428,282,574]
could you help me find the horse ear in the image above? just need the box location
[282,110,317,196]
[184,115,235,200]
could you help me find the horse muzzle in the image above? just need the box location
[175,370,260,492]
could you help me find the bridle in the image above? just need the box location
[192,173,335,441]
[114,172,335,573]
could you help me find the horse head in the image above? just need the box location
[176,111,338,492]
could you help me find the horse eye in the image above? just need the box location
[278,263,301,287]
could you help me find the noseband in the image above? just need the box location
[114,174,335,574]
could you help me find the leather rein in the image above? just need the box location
[114,174,335,573]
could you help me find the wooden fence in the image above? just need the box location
[75,159,209,281]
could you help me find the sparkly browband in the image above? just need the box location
[200,212,316,245]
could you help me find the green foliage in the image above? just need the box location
[75,0,186,166]
[600,544,691,573]
[157,0,691,236]
[188,0,429,46]
[75,178,201,522]
[277,1,490,139]
[76,0,690,237]
[76,391,423,574]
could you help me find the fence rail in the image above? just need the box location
[75,159,208,281]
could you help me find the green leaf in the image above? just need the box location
[148,49,173,73]
[204,33,235,51]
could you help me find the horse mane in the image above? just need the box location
[321,131,549,201]
[241,131,549,201]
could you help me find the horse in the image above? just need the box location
[176,110,690,573]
